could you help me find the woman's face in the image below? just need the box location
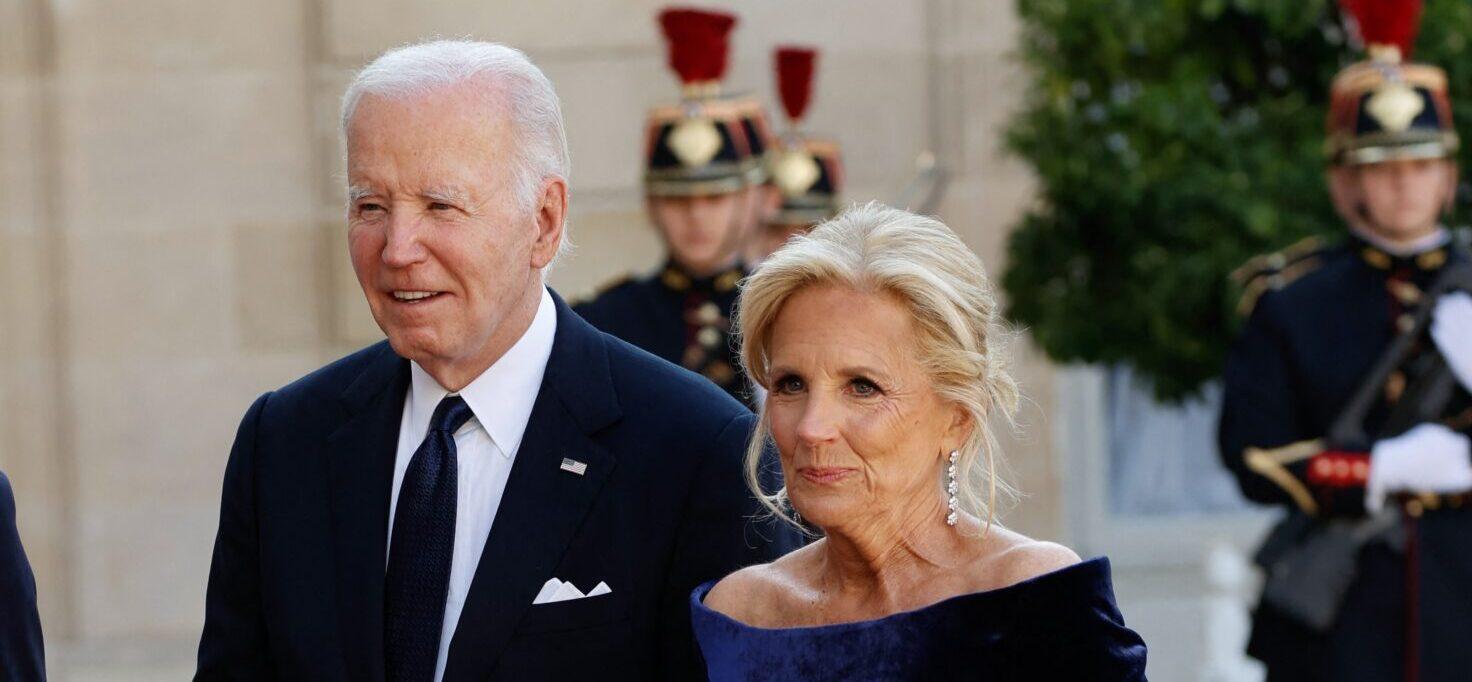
[765,284,970,534]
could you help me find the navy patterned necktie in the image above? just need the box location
[385,395,475,682]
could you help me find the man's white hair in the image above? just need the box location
[341,39,572,211]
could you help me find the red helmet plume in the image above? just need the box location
[658,7,738,84]
[775,47,818,123]
[1339,0,1424,60]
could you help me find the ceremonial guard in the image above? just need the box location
[752,46,845,264]
[574,7,760,405]
[1219,2,1472,679]
[735,90,781,266]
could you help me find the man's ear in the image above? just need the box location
[530,177,568,269]
[1327,165,1370,233]
[645,195,677,248]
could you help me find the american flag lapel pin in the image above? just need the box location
[559,457,588,476]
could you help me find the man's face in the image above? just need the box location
[346,84,559,379]
[648,191,747,275]
[1353,158,1456,241]
[740,183,781,263]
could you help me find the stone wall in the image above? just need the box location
[0,0,1056,675]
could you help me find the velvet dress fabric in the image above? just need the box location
[692,557,1147,681]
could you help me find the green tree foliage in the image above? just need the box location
[1002,0,1472,402]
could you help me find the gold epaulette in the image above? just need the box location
[1231,236,1330,318]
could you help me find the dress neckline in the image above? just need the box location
[692,556,1111,634]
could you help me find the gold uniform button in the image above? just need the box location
[698,326,722,348]
[1387,280,1423,305]
[1406,499,1425,518]
[705,361,735,384]
[697,302,722,325]
[1396,314,1416,334]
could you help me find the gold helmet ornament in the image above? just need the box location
[767,46,844,226]
[643,7,758,197]
[1327,0,1458,166]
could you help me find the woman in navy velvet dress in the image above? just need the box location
[694,204,1147,680]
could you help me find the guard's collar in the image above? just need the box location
[1350,227,1451,272]
[659,259,746,294]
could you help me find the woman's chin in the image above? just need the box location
[789,498,857,531]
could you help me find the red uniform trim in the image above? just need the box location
[1306,451,1371,488]
[1405,515,1419,682]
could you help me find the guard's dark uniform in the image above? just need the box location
[574,263,748,404]
[576,8,760,405]
[1222,235,1472,681]
[1219,8,1472,678]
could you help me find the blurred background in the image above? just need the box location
[6,0,1468,679]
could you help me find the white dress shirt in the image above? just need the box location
[387,288,557,682]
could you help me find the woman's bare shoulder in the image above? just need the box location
[703,541,822,624]
[967,526,1083,591]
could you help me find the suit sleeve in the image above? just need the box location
[0,472,46,681]
[196,392,274,680]
[657,412,803,680]
[1219,293,1368,517]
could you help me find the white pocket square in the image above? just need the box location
[532,578,612,605]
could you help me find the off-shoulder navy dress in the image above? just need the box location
[691,557,1147,681]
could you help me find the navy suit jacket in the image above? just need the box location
[196,291,800,680]
[0,471,45,681]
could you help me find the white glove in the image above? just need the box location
[1365,423,1472,513]
[1431,291,1472,393]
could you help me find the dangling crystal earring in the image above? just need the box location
[946,451,959,526]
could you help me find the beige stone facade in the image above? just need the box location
[0,0,1061,676]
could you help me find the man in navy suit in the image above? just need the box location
[0,470,45,680]
[196,40,799,681]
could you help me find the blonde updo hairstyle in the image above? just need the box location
[736,202,1020,535]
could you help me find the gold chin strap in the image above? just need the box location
[1244,439,1325,516]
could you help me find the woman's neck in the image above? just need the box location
[817,493,961,608]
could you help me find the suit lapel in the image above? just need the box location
[325,343,408,682]
[443,292,623,679]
